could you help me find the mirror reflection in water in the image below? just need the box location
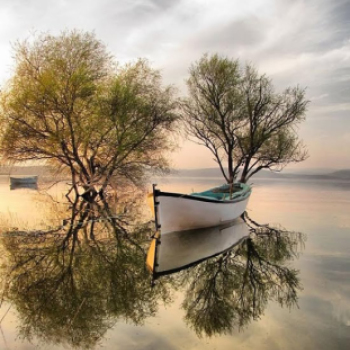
[0,192,171,349]
[0,188,305,348]
[149,212,305,337]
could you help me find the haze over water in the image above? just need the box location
[0,175,349,349]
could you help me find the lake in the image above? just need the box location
[0,175,349,349]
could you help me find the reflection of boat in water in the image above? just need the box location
[10,183,38,190]
[10,175,38,186]
[151,183,251,234]
[146,218,250,277]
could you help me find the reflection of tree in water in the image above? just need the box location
[177,213,305,337]
[0,194,171,349]
[0,189,306,346]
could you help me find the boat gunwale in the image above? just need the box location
[155,189,251,204]
[9,175,38,182]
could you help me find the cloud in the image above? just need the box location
[0,0,349,168]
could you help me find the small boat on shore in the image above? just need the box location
[10,175,38,186]
[150,183,252,234]
[146,218,250,277]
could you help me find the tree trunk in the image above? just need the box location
[227,148,234,184]
[240,157,251,183]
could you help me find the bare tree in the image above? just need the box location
[182,54,308,184]
[234,65,308,183]
[181,54,245,184]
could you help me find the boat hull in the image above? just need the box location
[10,176,38,186]
[154,188,251,234]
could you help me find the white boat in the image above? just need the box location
[10,175,38,186]
[150,183,252,234]
[146,218,250,276]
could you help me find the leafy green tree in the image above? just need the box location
[182,54,308,184]
[0,30,178,196]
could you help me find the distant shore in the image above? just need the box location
[171,167,350,182]
[1,165,349,183]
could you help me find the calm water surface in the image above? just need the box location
[0,176,349,349]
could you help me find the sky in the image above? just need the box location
[0,0,349,170]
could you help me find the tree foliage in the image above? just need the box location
[182,54,308,184]
[0,30,178,194]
